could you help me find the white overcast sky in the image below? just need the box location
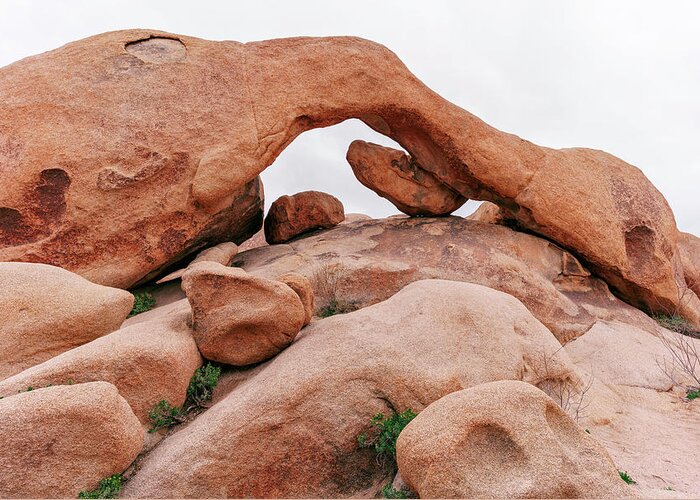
[1,0,698,234]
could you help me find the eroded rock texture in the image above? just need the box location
[0,30,696,323]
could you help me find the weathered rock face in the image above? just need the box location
[156,241,239,283]
[0,262,133,380]
[679,232,700,297]
[123,280,576,498]
[396,381,631,499]
[181,262,305,365]
[264,190,345,244]
[346,140,466,216]
[3,30,692,321]
[236,216,657,343]
[0,311,201,422]
[0,382,144,498]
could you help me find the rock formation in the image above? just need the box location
[264,190,345,243]
[0,382,144,498]
[1,30,696,328]
[396,381,632,498]
[0,311,202,422]
[679,232,700,297]
[276,272,315,325]
[346,140,466,216]
[123,280,576,498]
[0,262,133,379]
[181,262,305,365]
[156,241,239,283]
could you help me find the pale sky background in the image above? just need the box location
[1,0,698,234]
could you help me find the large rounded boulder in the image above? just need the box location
[264,191,345,244]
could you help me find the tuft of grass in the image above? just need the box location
[127,289,156,318]
[78,474,123,499]
[687,388,700,400]
[317,299,358,318]
[185,363,222,409]
[653,314,700,338]
[381,483,409,499]
[619,471,636,485]
[148,362,222,432]
[358,409,417,466]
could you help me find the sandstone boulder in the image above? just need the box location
[156,241,239,283]
[346,140,466,216]
[236,216,657,343]
[397,380,631,499]
[0,382,144,498]
[679,231,700,297]
[0,311,201,422]
[0,262,133,380]
[181,262,305,365]
[123,280,577,498]
[277,272,314,325]
[264,190,345,244]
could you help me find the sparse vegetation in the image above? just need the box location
[311,263,358,318]
[127,289,156,318]
[618,471,636,485]
[653,314,700,338]
[533,348,593,422]
[358,409,417,466]
[687,388,700,400]
[381,483,410,499]
[78,474,123,498]
[148,362,222,432]
[655,318,700,400]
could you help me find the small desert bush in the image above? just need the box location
[618,470,636,485]
[78,474,123,498]
[358,409,417,466]
[311,264,358,317]
[653,314,700,338]
[148,362,222,432]
[127,289,156,317]
[381,483,410,499]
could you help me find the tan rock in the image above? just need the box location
[181,262,305,365]
[346,140,466,216]
[679,231,700,297]
[156,241,239,284]
[264,190,345,244]
[0,311,201,422]
[396,380,632,499]
[0,381,144,498]
[277,272,314,326]
[0,262,133,380]
[123,280,576,498]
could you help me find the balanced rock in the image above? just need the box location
[156,241,239,284]
[264,190,345,244]
[0,311,202,422]
[277,272,315,325]
[181,262,305,365]
[0,382,144,498]
[0,30,696,322]
[346,140,466,216]
[0,262,133,380]
[123,280,576,498]
[397,380,631,499]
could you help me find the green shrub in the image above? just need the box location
[358,409,417,466]
[78,474,123,499]
[148,400,184,433]
[381,483,409,499]
[619,471,636,485]
[687,388,700,400]
[653,314,700,338]
[128,289,156,318]
[185,363,221,409]
[317,299,358,318]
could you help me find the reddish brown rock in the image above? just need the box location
[123,280,577,498]
[156,241,239,284]
[181,262,305,365]
[0,30,695,322]
[0,311,201,422]
[0,382,144,498]
[277,272,314,325]
[264,191,345,244]
[346,140,466,216]
[0,262,133,380]
[679,232,700,297]
[396,381,632,499]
